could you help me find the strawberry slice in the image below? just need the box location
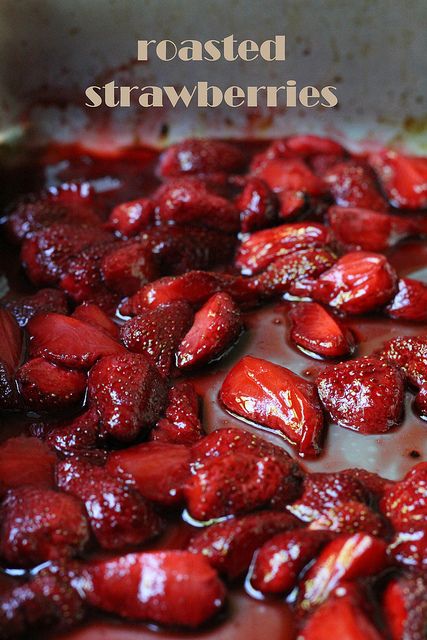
[105,197,154,237]
[120,301,193,376]
[324,160,388,211]
[253,158,327,196]
[72,302,119,339]
[370,149,427,209]
[59,241,117,305]
[177,292,243,370]
[2,288,68,327]
[81,550,226,628]
[235,177,278,232]
[107,441,191,506]
[380,462,427,530]
[100,241,159,296]
[288,302,355,358]
[88,353,168,442]
[383,576,427,640]
[235,222,331,275]
[389,528,427,569]
[317,356,404,433]
[159,138,246,177]
[220,355,324,457]
[188,511,300,579]
[151,381,203,444]
[379,335,427,387]
[0,436,56,498]
[386,278,427,322]
[28,312,125,369]
[46,408,100,457]
[0,307,23,408]
[312,251,398,314]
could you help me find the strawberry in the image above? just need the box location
[276,188,309,219]
[151,381,203,444]
[72,302,119,339]
[107,441,191,506]
[389,528,427,569]
[2,288,68,327]
[81,550,226,627]
[56,458,162,550]
[158,138,246,177]
[380,462,427,530]
[188,511,300,579]
[0,436,56,497]
[106,197,154,237]
[249,529,332,595]
[317,357,404,433]
[177,292,243,370]
[379,335,427,387]
[28,312,125,370]
[251,136,345,168]
[16,357,87,411]
[235,177,278,232]
[299,533,388,612]
[219,355,324,457]
[46,408,100,458]
[0,307,23,408]
[308,501,387,536]
[415,383,427,419]
[328,206,414,252]
[59,241,117,305]
[0,486,89,567]
[312,251,398,314]
[370,149,427,209]
[382,575,427,640]
[120,301,193,376]
[235,222,331,275]
[386,278,427,322]
[100,240,159,296]
[88,353,168,441]
[253,158,327,196]
[339,468,394,501]
[324,160,388,211]
[288,302,355,358]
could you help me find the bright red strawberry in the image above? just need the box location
[389,528,427,569]
[0,486,89,567]
[380,462,427,530]
[308,501,387,536]
[382,575,427,640]
[151,381,203,444]
[0,436,56,497]
[328,206,414,251]
[120,301,193,376]
[370,149,427,209]
[0,307,23,408]
[72,302,119,339]
[177,292,243,370]
[386,278,427,322]
[250,529,332,595]
[220,356,324,457]
[289,302,355,358]
[82,550,226,627]
[276,188,309,219]
[106,197,154,237]
[379,335,427,387]
[158,138,246,177]
[16,357,87,411]
[188,511,300,579]
[59,241,117,304]
[107,441,191,506]
[100,241,159,296]
[56,458,162,550]
[312,251,397,314]
[28,312,125,369]
[235,177,278,232]
[88,353,168,441]
[415,383,427,419]
[317,357,404,433]
[2,288,68,327]
[324,160,388,211]
[253,158,327,196]
[299,534,388,612]
[46,408,100,457]
[235,222,331,275]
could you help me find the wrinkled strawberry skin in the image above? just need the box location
[380,462,427,530]
[151,381,203,444]
[324,160,388,211]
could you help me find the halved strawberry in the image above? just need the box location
[81,550,226,628]
[107,441,191,506]
[339,468,394,501]
[252,136,345,167]
[288,302,355,358]
[253,158,327,196]
[324,160,388,211]
[317,356,404,433]
[389,528,427,568]
[72,302,119,339]
[235,177,278,232]
[386,278,427,322]
[382,575,427,640]
[308,501,387,536]
[59,241,117,305]
[312,251,398,314]
[380,462,427,530]
[151,381,203,444]
[158,138,246,177]
[0,436,56,497]
[235,222,331,275]
[370,149,427,209]
[106,197,154,237]
[379,335,427,387]
[100,240,159,296]
[46,408,100,457]
[2,288,68,327]
[0,307,23,408]
[120,301,193,376]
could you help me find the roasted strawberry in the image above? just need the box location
[158,138,246,177]
[0,436,56,497]
[317,357,404,433]
[235,177,278,232]
[2,288,68,327]
[312,251,397,314]
[28,312,125,369]
[120,301,193,376]
[415,383,427,419]
[46,408,100,457]
[288,302,355,358]
[0,307,23,408]
[59,241,117,305]
[72,302,119,339]
[324,160,388,211]
[151,381,203,444]
[253,158,327,196]
[107,441,191,506]
[339,468,394,501]
[250,529,332,595]
[382,575,427,640]
[81,550,226,627]
[389,528,427,569]
[16,357,87,411]
[0,486,89,566]
[56,458,162,550]
[386,278,427,322]
[106,197,154,237]
[188,511,300,579]
[88,353,168,441]
[251,136,345,168]
[100,240,159,296]
[220,356,324,457]
[370,149,427,209]
[308,501,387,536]
[235,222,331,275]
[379,335,427,387]
[380,462,427,530]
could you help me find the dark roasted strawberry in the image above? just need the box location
[81,550,226,627]
[0,486,89,566]
[0,436,56,497]
[46,408,100,457]
[339,468,393,501]
[288,302,355,358]
[106,197,154,237]
[235,176,278,232]
[389,528,427,569]
[253,158,327,196]
[72,302,119,339]
[120,301,193,376]
[379,335,427,387]
[386,278,427,322]
[220,356,324,457]
[59,241,116,305]
[151,381,203,444]
[370,149,427,209]
[308,501,387,536]
[88,353,168,441]
[56,458,162,550]
[324,160,388,211]
[2,288,68,327]
[380,462,427,530]
[100,240,159,296]
[159,138,246,177]
[317,357,404,433]
[382,575,427,640]
[0,307,23,408]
